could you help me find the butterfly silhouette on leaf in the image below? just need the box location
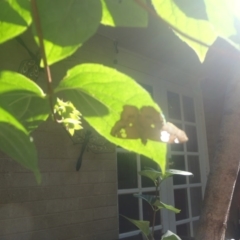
[111,105,188,144]
[72,128,115,171]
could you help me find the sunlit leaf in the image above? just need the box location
[121,215,150,238]
[0,0,31,44]
[153,200,180,213]
[204,0,236,38]
[33,0,101,66]
[101,0,148,27]
[152,0,217,62]
[161,230,182,240]
[0,71,49,132]
[0,108,40,183]
[55,64,167,173]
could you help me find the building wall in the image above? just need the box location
[0,32,118,240]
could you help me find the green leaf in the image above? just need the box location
[0,71,49,132]
[204,0,236,38]
[161,230,182,240]
[138,169,161,183]
[134,194,180,213]
[0,0,32,44]
[121,215,150,238]
[153,200,180,213]
[0,108,40,183]
[55,64,167,173]
[101,0,148,27]
[166,169,193,176]
[33,0,101,66]
[152,0,217,62]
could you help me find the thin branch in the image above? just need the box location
[30,0,55,118]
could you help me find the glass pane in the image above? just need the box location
[188,156,201,183]
[190,187,202,217]
[171,155,186,185]
[117,152,137,189]
[174,188,189,220]
[119,194,139,233]
[171,123,184,152]
[176,223,190,238]
[167,91,181,120]
[182,96,196,122]
[185,125,198,152]
[193,220,199,236]
[142,191,161,226]
[141,155,158,187]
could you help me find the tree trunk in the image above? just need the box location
[196,68,240,240]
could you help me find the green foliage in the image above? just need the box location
[101,0,148,27]
[54,98,82,136]
[0,0,32,44]
[152,0,217,62]
[55,63,167,172]
[121,215,151,238]
[0,108,40,183]
[134,194,180,213]
[34,0,102,66]
[161,231,182,240]
[0,71,49,132]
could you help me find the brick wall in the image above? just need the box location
[0,31,119,240]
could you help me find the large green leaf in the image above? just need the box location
[204,0,236,38]
[33,0,102,66]
[101,0,148,27]
[55,64,167,173]
[121,215,150,238]
[0,108,40,183]
[0,71,49,132]
[161,231,181,240]
[152,0,217,62]
[0,0,31,44]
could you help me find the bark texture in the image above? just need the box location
[196,68,240,240]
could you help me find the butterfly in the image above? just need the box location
[72,128,115,171]
[111,105,188,144]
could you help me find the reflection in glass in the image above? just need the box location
[170,123,184,152]
[176,223,190,238]
[117,152,137,189]
[142,191,161,226]
[167,91,181,120]
[141,155,158,187]
[185,125,198,152]
[182,96,196,122]
[190,187,202,217]
[171,155,186,185]
[119,194,139,233]
[188,156,201,183]
[174,188,189,220]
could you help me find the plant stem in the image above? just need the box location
[152,181,159,239]
[30,0,55,118]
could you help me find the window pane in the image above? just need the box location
[171,155,186,185]
[174,188,189,220]
[142,191,161,226]
[170,123,184,152]
[140,155,158,187]
[193,220,199,236]
[185,125,198,152]
[117,152,137,189]
[190,187,202,217]
[188,156,201,183]
[119,194,139,233]
[167,91,181,120]
[182,96,195,122]
[176,223,190,238]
